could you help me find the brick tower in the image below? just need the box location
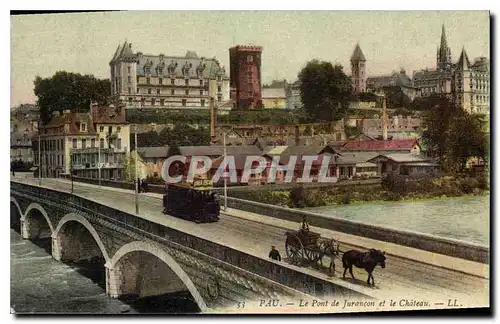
[350,43,366,93]
[229,45,263,109]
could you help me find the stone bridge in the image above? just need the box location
[10,181,368,312]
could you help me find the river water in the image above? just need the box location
[10,229,199,314]
[304,195,490,246]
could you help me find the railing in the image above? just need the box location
[224,196,489,264]
[61,175,382,195]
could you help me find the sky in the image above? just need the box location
[10,10,490,106]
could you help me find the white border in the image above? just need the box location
[3,4,497,324]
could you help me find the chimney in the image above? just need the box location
[90,102,98,121]
[295,125,300,146]
[210,97,217,143]
[382,96,388,140]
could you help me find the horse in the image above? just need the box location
[317,239,341,275]
[342,249,386,286]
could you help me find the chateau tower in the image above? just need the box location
[350,44,366,93]
[109,41,138,101]
[229,45,263,109]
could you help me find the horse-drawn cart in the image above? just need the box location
[285,230,339,267]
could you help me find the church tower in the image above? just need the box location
[454,47,473,113]
[350,44,366,93]
[437,24,452,72]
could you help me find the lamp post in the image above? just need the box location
[38,132,41,186]
[98,134,101,187]
[41,133,44,180]
[134,124,139,215]
[70,158,74,194]
[223,131,228,212]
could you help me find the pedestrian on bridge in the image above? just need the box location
[269,245,281,262]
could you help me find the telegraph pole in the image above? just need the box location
[70,160,74,194]
[38,131,41,186]
[223,131,228,212]
[41,132,44,180]
[134,124,139,215]
[98,134,101,187]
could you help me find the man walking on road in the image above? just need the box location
[269,245,281,261]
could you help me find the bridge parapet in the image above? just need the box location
[224,196,489,264]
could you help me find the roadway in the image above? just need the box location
[11,175,490,310]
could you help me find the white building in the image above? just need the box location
[33,104,131,179]
[109,41,230,110]
[412,25,489,115]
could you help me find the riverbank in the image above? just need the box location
[229,174,489,208]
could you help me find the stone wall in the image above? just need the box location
[56,221,105,263]
[22,211,52,239]
[225,197,489,264]
[64,175,381,194]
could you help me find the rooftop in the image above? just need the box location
[350,44,366,62]
[111,41,228,80]
[137,146,170,159]
[368,153,435,163]
[341,139,419,151]
[262,88,286,99]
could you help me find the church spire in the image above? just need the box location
[440,24,447,50]
[457,46,471,70]
[437,24,452,71]
[350,43,366,62]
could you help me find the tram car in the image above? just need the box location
[162,182,220,223]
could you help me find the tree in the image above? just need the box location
[447,112,488,172]
[123,152,137,182]
[167,143,181,157]
[137,131,162,147]
[421,95,456,165]
[355,92,379,102]
[409,93,442,111]
[385,87,411,109]
[298,60,352,121]
[421,94,487,172]
[34,71,111,125]
[166,124,211,146]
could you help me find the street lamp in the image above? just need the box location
[134,124,139,215]
[38,131,41,186]
[98,134,101,188]
[70,158,74,194]
[223,131,228,212]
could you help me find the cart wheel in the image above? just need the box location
[285,234,304,265]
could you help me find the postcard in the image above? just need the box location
[10,10,490,315]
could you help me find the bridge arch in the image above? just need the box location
[53,213,110,263]
[23,202,55,232]
[10,197,23,232]
[22,202,55,239]
[107,241,208,312]
[10,197,22,218]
